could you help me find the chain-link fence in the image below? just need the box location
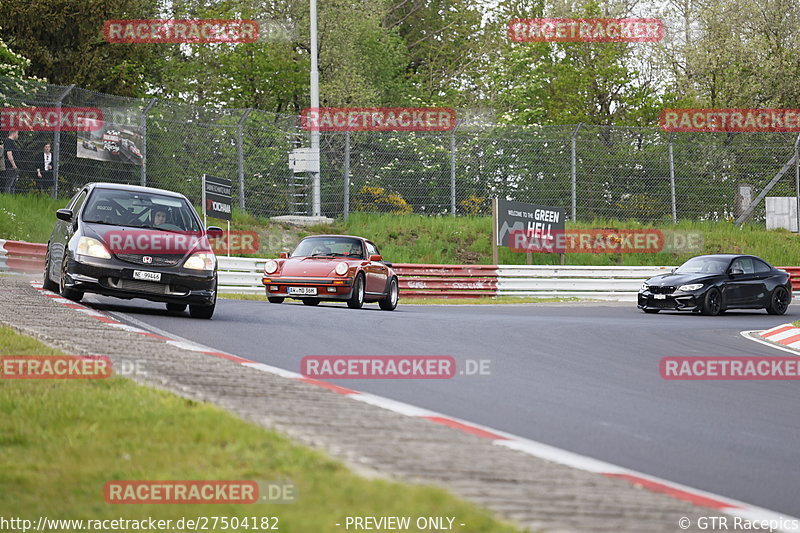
[3,74,799,224]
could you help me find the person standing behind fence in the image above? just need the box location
[2,130,20,194]
[36,142,54,193]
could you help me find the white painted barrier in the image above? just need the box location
[216,257,675,301]
[497,265,674,301]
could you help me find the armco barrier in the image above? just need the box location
[393,264,498,298]
[2,240,799,300]
[498,265,673,301]
[0,239,47,273]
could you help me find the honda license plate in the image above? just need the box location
[133,270,162,282]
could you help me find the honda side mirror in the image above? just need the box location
[206,226,224,238]
[369,254,382,262]
[56,209,73,222]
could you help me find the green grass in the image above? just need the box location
[3,192,799,267]
[0,325,524,532]
[219,293,585,305]
[0,193,65,242]
[312,213,800,266]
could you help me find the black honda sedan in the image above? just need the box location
[638,254,792,316]
[43,183,221,318]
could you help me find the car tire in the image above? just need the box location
[766,286,790,315]
[347,274,365,309]
[59,256,83,302]
[303,299,320,306]
[166,303,187,312]
[379,277,399,311]
[701,287,722,316]
[267,297,285,304]
[643,308,659,314]
[189,303,215,319]
[42,248,59,292]
[189,281,216,319]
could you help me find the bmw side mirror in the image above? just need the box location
[729,268,744,276]
[56,209,73,222]
[206,226,224,238]
[369,254,382,262]
[279,251,288,259]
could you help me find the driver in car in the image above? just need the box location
[152,208,168,228]
[348,242,363,258]
[311,243,331,255]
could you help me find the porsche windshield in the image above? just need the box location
[292,237,364,258]
[82,189,201,232]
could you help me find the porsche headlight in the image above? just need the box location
[184,252,216,271]
[678,283,703,292]
[640,282,649,292]
[265,260,278,274]
[77,236,111,259]
[335,262,349,276]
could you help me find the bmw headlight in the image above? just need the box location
[678,283,703,292]
[184,252,216,271]
[335,262,349,276]
[265,260,278,274]
[640,282,649,292]
[77,236,111,259]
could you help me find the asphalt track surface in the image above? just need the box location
[86,294,800,517]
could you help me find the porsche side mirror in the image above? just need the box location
[56,209,73,222]
[206,226,224,238]
[369,254,382,262]
[279,251,288,259]
[729,268,744,276]
[670,267,676,273]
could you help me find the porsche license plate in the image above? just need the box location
[133,270,162,282]
[653,294,666,300]
[288,286,317,295]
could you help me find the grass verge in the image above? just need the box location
[4,193,799,267]
[0,325,523,532]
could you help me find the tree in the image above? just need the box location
[485,0,673,126]
[0,0,163,96]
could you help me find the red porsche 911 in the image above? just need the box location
[261,235,399,310]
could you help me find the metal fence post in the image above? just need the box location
[570,123,583,222]
[237,108,253,212]
[140,98,157,187]
[450,122,458,216]
[343,131,350,220]
[52,84,75,198]
[795,134,800,232]
[669,133,677,223]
